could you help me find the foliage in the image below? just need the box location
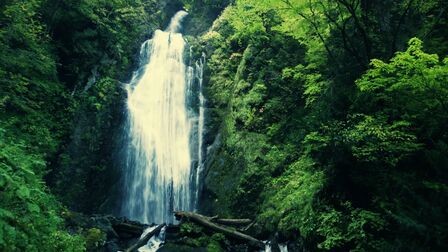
[43,0,161,87]
[344,115,421,166]
[180,221,204,236]
[0,0,164,250]
[178,221,226,250]
[259,157,324,236]
[84,228,106,251]
[0,130,85,251]
[0,0,85,250]
[201,0,448,251]
[1,0,447,250]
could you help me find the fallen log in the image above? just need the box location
[184,214,252,226]
[239,221,255,232]
[174,211,264,248]
[214,218,252,226]
[124,224,165,252]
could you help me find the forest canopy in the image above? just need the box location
[200,0,448,251]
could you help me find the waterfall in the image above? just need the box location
[194,53,206,209]
[121,11,205,224]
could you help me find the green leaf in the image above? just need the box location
[26,203,40,213]
[16,186,30,199]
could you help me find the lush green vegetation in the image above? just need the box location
[1,0,447,251]
[1,0,81,250]
[0,0,166,250]
[200,0,448,251]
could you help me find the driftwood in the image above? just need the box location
[124,224,165,252]
[174,211,264,248]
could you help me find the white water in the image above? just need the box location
[279,243,288,252]
[263,242,288,252]
[194,53,206,208]
[122,11,205,224]
[137,226,167,252]
[264,243,272,252]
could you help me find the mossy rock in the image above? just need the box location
[84,228,106,251]
[206,240,225,252]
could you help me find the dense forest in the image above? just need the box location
[1,0,447,251]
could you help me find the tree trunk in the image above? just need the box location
[214,218,252,226]
[174,211,264,248]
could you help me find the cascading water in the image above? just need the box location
[121,10,205,224]
[192,53,206,209]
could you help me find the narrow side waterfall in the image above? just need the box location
[192,53,206,209]
[121,11,205,224]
